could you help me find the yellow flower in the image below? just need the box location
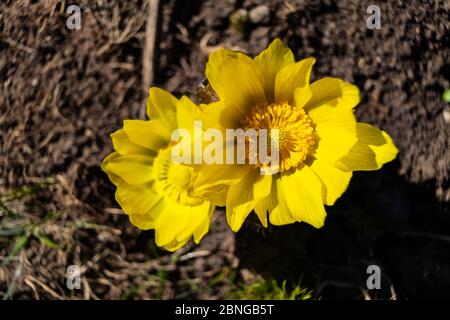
[194,39,398,231]
[101,88,214,251]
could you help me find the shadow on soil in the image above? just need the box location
[235,161,450,299]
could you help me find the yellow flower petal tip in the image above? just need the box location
[102,88,214,252]
[197,38,398,231]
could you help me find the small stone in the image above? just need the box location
[230,9,248,33]
[249,5,270,24]
[443,108,450,124]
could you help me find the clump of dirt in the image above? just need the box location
[1,0,449,300]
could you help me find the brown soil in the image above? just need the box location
[0,0,449,299]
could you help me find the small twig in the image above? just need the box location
[362,289,372,300]
[26,276,62,299]
[178,250,211,262]
[142,0,160,94]
[24,277,40,300]
[2,253,24,300]
[1,36,38,56]
[199,32,245,55]
[396,231,450,243]
[390,285,397,300]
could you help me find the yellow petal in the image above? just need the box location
[176,202,213,242]
[155,203,190,247]
[123,119,170,151]
[254,177,276,228]
[336,123,398,171]
[293,86,312,109]
[103,154,154,184]
[115,183,162,216]
[195,183,229,207]
[304,77,360,112]
[177,96,200,134]
[254,38,295,102]
[309,103,358,164]
[154,201,212,249]
[146,87,178,130]
[309,160,352,205]
[268,185,296,226]
[201,101,242,130]
[101,152,122,186]
[277,166,326,228]
[269,207,295,225]
[175,209,199,242]
[274,57,315,104]
[254,174,272,199]
[226,170,271,232]
[193,204,215,243]
[254,202,269,227]
[111,129,154,155]
[206,49,266,115]
[226,174,256,232]
[129,198,166,230]
[163,239,189,252]
[194,164,250,196]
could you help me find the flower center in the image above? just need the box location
[240,102,316,172]
[153,145,202,205]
